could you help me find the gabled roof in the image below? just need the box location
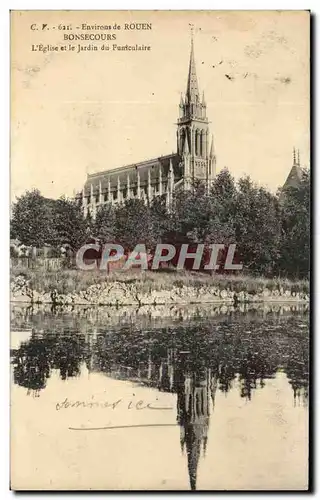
[83,153,183,194]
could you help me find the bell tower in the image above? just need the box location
[177,32,216,188]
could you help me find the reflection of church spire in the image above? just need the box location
[177,367,217,490]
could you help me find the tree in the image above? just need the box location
[149,195,174,245]
[207,168,237,244]
[92,203,116,243]
[278,168,310,279]
[10,166,310,279]
[234,176,281,275]
[50,197,87,251]
[172,182,212,243]
[115,199,155,252]
[10,189,53,247]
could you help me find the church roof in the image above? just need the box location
[282,147,304,193]
[283,164,303,190]
[83,153,182,194]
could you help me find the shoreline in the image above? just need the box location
[11,301,309,336]
[11,273,309,307]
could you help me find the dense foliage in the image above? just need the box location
[10,168,310,279]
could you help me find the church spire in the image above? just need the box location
[186,32,200,104]
[177,29,211,184]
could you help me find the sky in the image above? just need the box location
[11,10,310,200]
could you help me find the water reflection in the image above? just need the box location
[176,367,214,490]
[11,308,309,490]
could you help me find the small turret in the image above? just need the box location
[158,166,163,196]
[99,180,103,204]
[209,135,215,158]
[117,176,121,202]
[282,147,303,193]
[82,186,87,205]
[107,177,111,202]
[147,169,152,201]
[126,174,131,200]
[137,170,141,199]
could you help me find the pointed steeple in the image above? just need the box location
[166,183,170,208]
[168,159,175,191]
[99,180,103,204]
[117,176,121,202]
[126,174,131,199]
[147,169,152,200]
[283,148,303,192]
[137,170,141,199]
[107,177,111,202]
[186,34,200,103]
[158,166,162,196]
[82,186,87,209]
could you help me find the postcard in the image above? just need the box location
[10,10,310,491]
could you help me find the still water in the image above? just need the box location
[10,304,309,491]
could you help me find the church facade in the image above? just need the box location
[80,37,216,219]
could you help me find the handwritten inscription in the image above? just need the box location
[56,396,173,411]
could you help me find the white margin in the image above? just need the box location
[1,1,317,499]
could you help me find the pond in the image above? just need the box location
[10,303,309,491]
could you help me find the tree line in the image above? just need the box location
[11,315,309,400]
[10,168,310,279]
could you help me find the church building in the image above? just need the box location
[283,147,303,191]
[80,36,216,218]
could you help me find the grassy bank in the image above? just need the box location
[11,266,309,296]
